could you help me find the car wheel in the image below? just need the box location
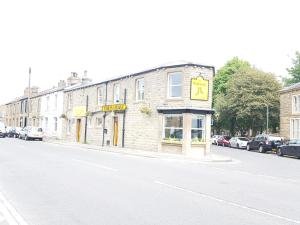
[277,148,283,156]
[246,144,251,151]
[237,144,240,149]
[258,145,265,153]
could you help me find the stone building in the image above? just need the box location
[63,63,215,155]
[280,83,300,140]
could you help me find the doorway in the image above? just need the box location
[113,117,118,146]
[76,119,81,142]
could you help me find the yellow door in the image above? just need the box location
[113,117,118,146]
[76,119,81,142]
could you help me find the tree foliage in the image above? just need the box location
[213,57,251,98]
[214,66,281,136]
[284,51,300,86]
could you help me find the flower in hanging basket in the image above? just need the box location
[60,114,67,119]
[140,106,152,115]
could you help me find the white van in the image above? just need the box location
[0,122,6,138]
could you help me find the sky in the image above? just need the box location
[0,0,299,105]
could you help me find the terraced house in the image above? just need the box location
[62,63,215,155]
[280,83,300,140]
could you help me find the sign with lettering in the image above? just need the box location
[73,106,86,117]
[190,77,209,101]
[102,104,127,112]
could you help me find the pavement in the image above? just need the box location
[0,138,300,225]
[44,138,233,163]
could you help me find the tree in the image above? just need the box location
[213,57,251,99]
[223,67,281,135]
[212,57,251,133]
[284,51,300,86]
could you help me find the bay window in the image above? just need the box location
[163,114,183,141]
[191,114,205,142]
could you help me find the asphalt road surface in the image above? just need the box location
[0,138,300,225]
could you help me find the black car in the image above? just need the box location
[277,139,300,158]
[246,134,282,153]
[6,127,18,138]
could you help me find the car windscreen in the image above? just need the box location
[31,127,43,132]
[268,136,281,141]
[224,136,231,140]
[238,137,249,141]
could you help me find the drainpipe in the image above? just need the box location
[102,82,108,146]
[122,89,127,148]
[84,95,89,144]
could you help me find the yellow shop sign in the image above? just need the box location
[102,104,127,112]
[73,106,86,117]
[190,77,209,101]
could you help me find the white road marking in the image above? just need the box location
[211,167,300,184]
[0,191,29,225]
[154,180,300,224]
[72,159,118,172]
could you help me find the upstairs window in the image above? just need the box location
[292,95,300,113]
[136,78,145,101]
[113,83,120,104]
[97,86,105,106]
[67,93,73,109]
[46,96,50,111]
[168,72,182,98]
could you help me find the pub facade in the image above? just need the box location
[62,63,215,155]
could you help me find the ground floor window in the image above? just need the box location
[54,117,58,131]
[163,114,183,141]
[191,114,205,143]
[68,119,72,134]
[291,118,300,139]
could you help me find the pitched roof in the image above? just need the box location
[279,82,300,93]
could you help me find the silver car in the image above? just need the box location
[229,137,249,149]
[19,126,44,141]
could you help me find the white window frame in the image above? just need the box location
[163,114,183,140]
[54,94,58,110]
[168,72,182,99]
[292,95,300,114]
[97,86,105,106]
[46,96,50,111]
[136,78,145,101]
[113,83,120,104]
[67,93,73,110]
[290,118,300,139]
[54,117,58,132]
[191,114,206,142]
[96,117,102,127]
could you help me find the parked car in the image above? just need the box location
[229,137,249,149]
[19,126,44,141]
[6,127,17,138]
[15,127,22,138]
[216,136,231,147]
[0,122,6,138]
[211,135,221,145]
[246,134,282,153]
[277,139,300,158]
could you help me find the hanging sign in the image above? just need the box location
[190,77,209,101]
[102,104,127,112]
[73,106,86,117]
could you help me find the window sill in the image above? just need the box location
[191,142,206,146]
[166,98,183,101]
[161,139,182,145]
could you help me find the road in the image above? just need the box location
[0,138,300,225]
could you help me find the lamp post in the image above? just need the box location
[266,104,269,134]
